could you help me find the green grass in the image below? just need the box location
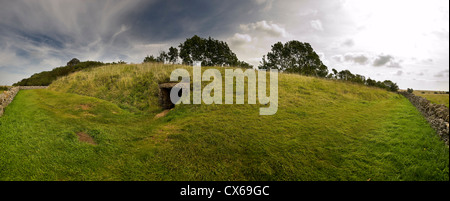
[417,94,449,108]
[1,63,448,181]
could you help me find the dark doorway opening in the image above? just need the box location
[159,83,185,109]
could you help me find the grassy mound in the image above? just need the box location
[48,63,392,112]
[49,63,185,112]
[1,63,448,181]
[13,61,105,86]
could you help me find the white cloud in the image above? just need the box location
[229,33,253,46]
[331,55,344,62]
[240,21,288,38]
[342,39,355,47]
[298,9,318,16]
[228,20,292,68]
[310,20,324,31]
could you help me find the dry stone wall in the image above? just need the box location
[19,86,49,90]
[0,86,48,117]
[400,92,449,146]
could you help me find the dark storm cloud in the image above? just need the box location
[126,0,258,42]
[331,53,369,65]
[373,55,393,66]
[0,0,260,47]
[344,53,369,65]
[372,54,401,68]
[0,0,264,85]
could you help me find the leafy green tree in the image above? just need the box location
[337,70,355,81]
[382,80,399,92]
[179,35,205,65]
[157,51,169,63]
[353,74,366,85]
[259,41,328,77]
[331,68,338,79]
[168,46,179,64]
[235,60,253,69]
[178,35,250,68]
[365,78,377,87]
[143,55,157,63]
[407,88,414,93]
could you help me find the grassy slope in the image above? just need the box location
[419,94,449,108]
[0,64,448,181]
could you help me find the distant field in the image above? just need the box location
[413,90,449,108]
[413,90,449,95]
[1,64,448,181]
[0,86,8,93]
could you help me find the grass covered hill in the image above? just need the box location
[13,60,105,86]
[1,63,448,181]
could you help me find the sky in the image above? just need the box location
[0,0,448,90]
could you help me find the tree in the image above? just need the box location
[168,46,179,64]
[366,78,377,87]
[382,80,399,92]
[235,60,253,69]
[331,68,338,79]
[178,35,248,67]
[259,41,328,77]
[157,51,169,63]
[143,55,157,63]
[337,70,355,81]
[407,88,414,93]
[353,74,366,85]
[179,35,205,65]
[67,58,80,66]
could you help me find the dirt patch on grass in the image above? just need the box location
[79,104,91,110]
[154,109,171,119]
[76,132,97,145]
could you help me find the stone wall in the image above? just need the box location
[0,86,48,117]
[400,92,449,146]
[19,86,49,90]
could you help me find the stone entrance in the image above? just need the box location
[158,83,187,109]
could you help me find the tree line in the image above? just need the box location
[258,40,399,92]
[145,37,399,92]
[144,35,252,68]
